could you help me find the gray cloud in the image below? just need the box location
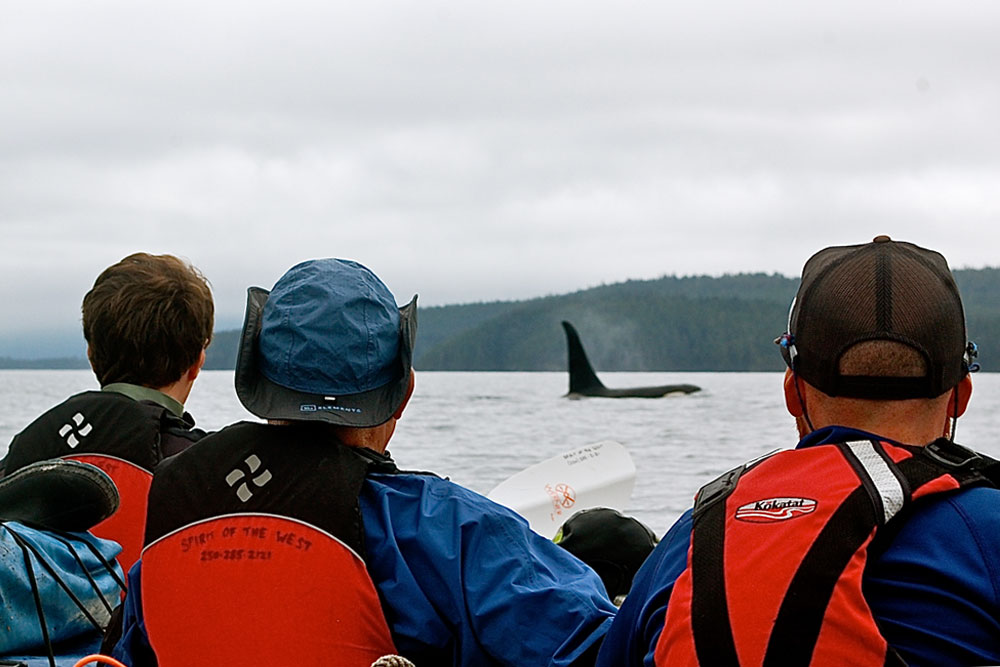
[2,0,999,355]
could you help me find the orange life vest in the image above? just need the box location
[655,438,991,667]
[6,391,201,574]
[138,421,400,666]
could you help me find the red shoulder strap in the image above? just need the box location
[65,453,152,574]
[142,514,396,666]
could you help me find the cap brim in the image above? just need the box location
[0,459,119,532]
[235,287,417,427]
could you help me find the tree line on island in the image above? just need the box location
[6,268,1000,373]
[205,268,1000,373]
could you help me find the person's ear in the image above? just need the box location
[187,348,206,382]
[783,369,805,417]
[393,370,416,420]
[949,374,973,418]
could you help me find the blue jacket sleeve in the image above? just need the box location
[361,474,617,666]
[865,486,1000,666]
[111,560,158,666]
[595,509,692,667]
[597,488,1000,667]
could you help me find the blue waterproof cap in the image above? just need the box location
[258,259,400,395]
[234,258,417,428]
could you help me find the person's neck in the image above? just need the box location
[154,377,195,407]
[334,419,395,454]
[798,412,950,446]
[795,378,953,446]
[264,419,394,454]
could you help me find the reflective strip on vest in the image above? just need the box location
[846,440,905,524]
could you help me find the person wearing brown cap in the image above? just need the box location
[597,237,1000,666]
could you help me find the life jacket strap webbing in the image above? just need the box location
[690,490,740,666]
[896,439,989,497]
[763,485,877,667]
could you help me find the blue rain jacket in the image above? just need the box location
[115,471,616,666]
[0,522,123,666]
[596,426,1000,667]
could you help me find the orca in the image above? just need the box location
[562,321,701,398]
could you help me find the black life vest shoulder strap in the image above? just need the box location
[656,438,993,667]
[143,421,382,558]
[5,391,164,474]
[155,407,206,459]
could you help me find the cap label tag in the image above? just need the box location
[299,404,362,414]
[735,497,817,523]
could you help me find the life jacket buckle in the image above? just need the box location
[693,464,745,521]
[922,438,982,470]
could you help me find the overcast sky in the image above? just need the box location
[3,1,1000,356]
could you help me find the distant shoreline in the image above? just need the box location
[0,357,90,370]
[5,266,999,373]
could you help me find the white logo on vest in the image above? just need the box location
[58,412,92,448]
[225,454,273,503]
[734,497,817,523]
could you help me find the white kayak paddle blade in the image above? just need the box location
[487,440,636,538]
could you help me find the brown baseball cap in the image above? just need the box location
[777,235,976,399]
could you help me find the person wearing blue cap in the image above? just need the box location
[110,258,616,666]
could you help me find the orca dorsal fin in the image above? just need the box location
[562,321,607,394]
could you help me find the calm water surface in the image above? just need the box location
[3,370,999,536]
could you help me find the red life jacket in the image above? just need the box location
[5,391,202,574]
[655,438,992,667]
[65,453,152,574]
[142,513,396,665]
[139,421,401,666]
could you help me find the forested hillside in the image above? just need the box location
[198,268,1000,373]
[412,273,795,371]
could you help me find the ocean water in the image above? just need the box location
[3,369,999,537]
